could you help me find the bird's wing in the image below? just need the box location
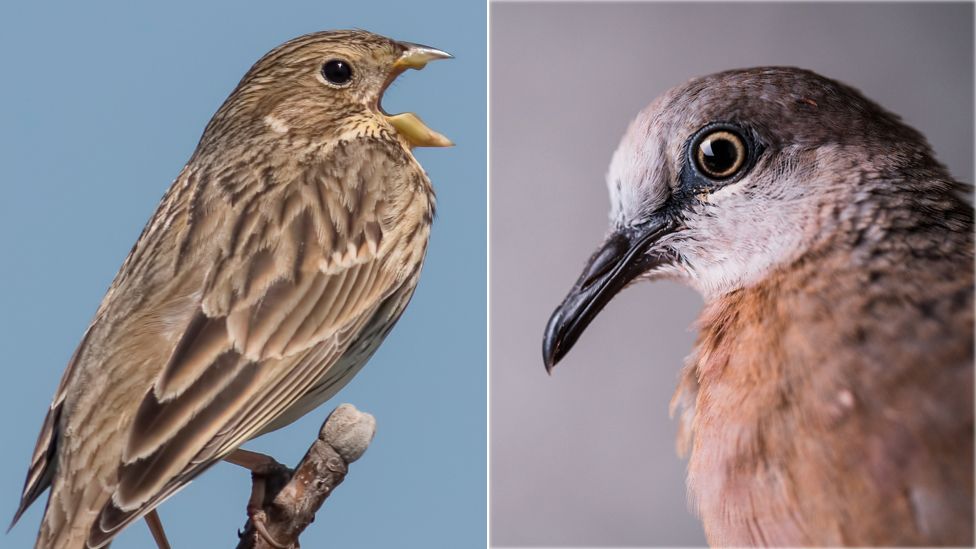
[20,139,425,548]
[86,140,422,547]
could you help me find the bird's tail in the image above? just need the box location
[32,484,105,549]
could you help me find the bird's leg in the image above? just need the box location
[224,448,282,473]
[144,509,171,549]
[226,449,292,548]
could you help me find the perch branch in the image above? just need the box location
[234,403,376,549]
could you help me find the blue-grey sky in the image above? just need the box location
[0,1,485,547]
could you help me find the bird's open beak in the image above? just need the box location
[393,43,453,70]
[383,43,454,149]
[542,214,678,373]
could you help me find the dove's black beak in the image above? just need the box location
[543,215,678,373]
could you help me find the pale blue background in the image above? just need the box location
[0,1,485,548]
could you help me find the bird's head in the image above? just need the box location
[198,29,452,152]
[543,67,940,371]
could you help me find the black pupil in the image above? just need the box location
[700,137,738,175]
[323,60,352,84]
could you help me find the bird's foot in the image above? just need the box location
[229,449,295,548]
[248,508,291,549]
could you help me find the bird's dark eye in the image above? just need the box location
[322,59,353,86]
[693,129,746,180]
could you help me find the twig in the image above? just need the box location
[235,403,377,549]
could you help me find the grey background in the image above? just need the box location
[490,2,973,546]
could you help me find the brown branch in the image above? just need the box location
[235,404,377,549]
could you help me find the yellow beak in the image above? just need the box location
[384,43,454,148]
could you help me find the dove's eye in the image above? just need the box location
[693,129,747,180]
[322,59,353,86]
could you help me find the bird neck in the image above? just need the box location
[685,192,973,413]
[674,185,973,545]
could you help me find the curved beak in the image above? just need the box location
[383,42,454,148]
[542,215,678,373]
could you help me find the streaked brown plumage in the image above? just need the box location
[13,30,452,548]
[544,67,973,546]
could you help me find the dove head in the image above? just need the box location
[543,66,945,370]
[197,29,452,154]
[605,67,939,296]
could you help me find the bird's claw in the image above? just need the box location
[249,509,292,549]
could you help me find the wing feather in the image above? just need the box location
[124,350,245,463]
[115,358,262,509]
[155,313,230,400]
[263,274,332,356]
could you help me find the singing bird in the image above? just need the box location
[12,30,452,548]
[543,67,973,546]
